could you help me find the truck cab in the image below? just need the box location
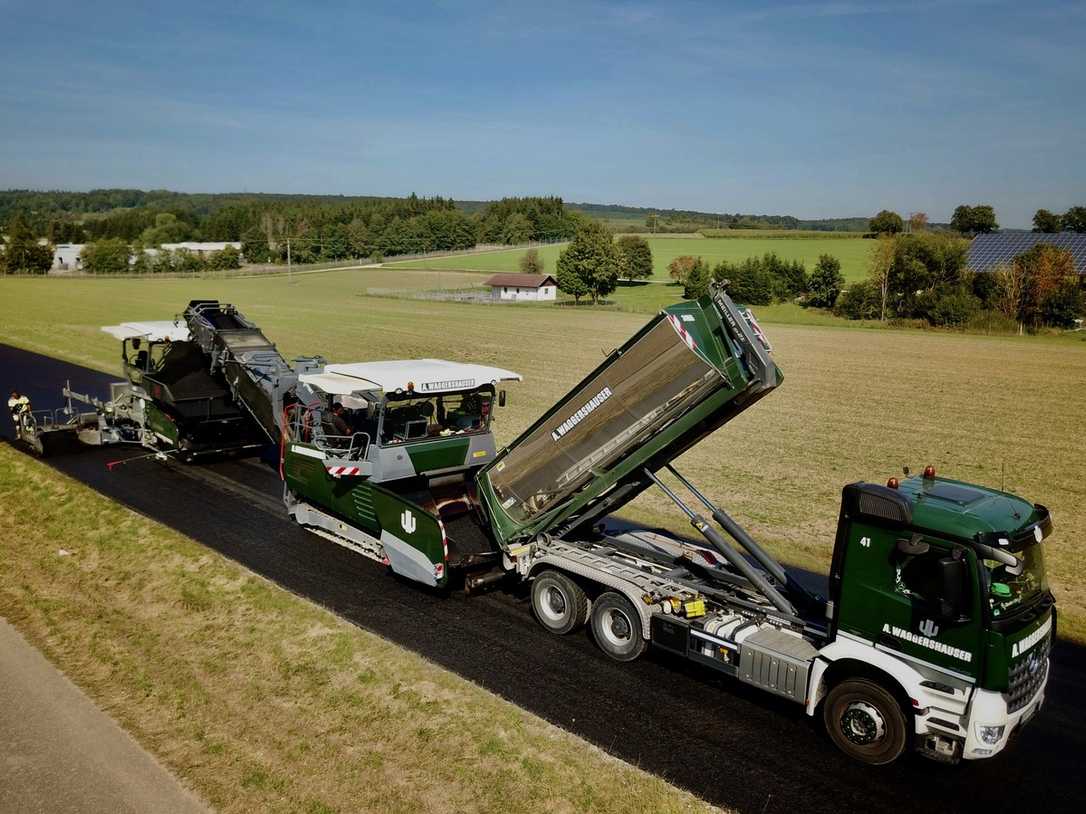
[820,475,1053,762]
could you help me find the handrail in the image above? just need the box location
[314,431,370,461]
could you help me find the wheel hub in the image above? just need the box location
[840,701,886,745]
[546,587,566,616]
[608,611,631,639]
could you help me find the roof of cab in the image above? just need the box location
[302,359,521,396]
[895,476,1043,541]
[101,321,191,342]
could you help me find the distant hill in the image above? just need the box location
[565,202,870,233]
[442,199,868,232]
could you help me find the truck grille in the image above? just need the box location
[1007,636,1050,713]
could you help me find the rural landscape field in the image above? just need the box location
[391,233,876,283]
[3,269,1083,640]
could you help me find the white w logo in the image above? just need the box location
[400,509,416,535]
[919,619,940,638]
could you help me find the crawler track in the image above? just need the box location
[2,342,1083,814]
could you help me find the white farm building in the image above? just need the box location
[485,273,558,301]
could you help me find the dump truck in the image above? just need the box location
[16,288,1055,766]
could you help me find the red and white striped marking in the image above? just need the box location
[327,465,362,477]
[667,313,698,352]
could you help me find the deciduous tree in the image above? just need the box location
[1062,206,1086,232]
[667,255,699,285]
[1014,244,1077,328]
[139,212,191,247]
[951,204,998,235]
[555,221,619,304]
[1033,209,1062,233]
[807,254,845,308]
[519,248,544,275]
[870,210,904,235]
[1,214,52,274]
[241,225,272,264]
[501,213,533,245]
[616,235,653,280]
[81,239,131,274]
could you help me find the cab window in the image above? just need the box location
[894,544,972,620]
[379,391,492,444]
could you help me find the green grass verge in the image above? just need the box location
[0,446,717,814]
[390,237,875,283]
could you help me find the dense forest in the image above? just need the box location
[0,189,880,265]
[0,191,583,262]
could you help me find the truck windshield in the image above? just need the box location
[380,390,492,444]
[983,542,1047,619]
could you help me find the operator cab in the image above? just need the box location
[102,321,192,385]
[296,359,521,483]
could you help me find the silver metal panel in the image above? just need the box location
[738,627,815,702]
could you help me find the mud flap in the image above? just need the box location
[381,530,439,587]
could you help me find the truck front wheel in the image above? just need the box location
[823,678,908,765]
[531,570,589,635]
[590,592,647,662]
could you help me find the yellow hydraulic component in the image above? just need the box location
[683,598,706,618]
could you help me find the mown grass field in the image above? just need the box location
[2,270,1084,639]
[0,447,714,814]
[391,236,876,283]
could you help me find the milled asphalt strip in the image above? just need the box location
[161,456,286,516]
[0,619,211,814]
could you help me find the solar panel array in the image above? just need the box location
[968,232,1086,274]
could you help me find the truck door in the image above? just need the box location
[834,517,982,680]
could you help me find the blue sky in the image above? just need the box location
[2,1,1083,226]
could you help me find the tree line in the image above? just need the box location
[1,193,587,273]
[665,252,844,309]
[1,191,582,260]
[1032,206,1086,233]
[78,240,242,274]
[836,233,1081,331]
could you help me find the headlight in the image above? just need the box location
[975,724,1006,745]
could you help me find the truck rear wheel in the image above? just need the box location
[590,592,647,662]
[823,679,908,765]
[531,570,589,635]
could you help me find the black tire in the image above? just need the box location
[823,678,909,765]
[590,592,647,662]
[531,570,589,635]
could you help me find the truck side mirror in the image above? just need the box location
[937,557,969,622]
[498,390,506,407]
[896,534,929,556]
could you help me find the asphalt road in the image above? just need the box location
[3,342,1084,814]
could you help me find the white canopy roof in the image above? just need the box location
[101,321,190,342]
[297,372,377,397]
[302,359,521,397]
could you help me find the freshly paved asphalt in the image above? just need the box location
[2,342,1084,814]
[0,619,210,814]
